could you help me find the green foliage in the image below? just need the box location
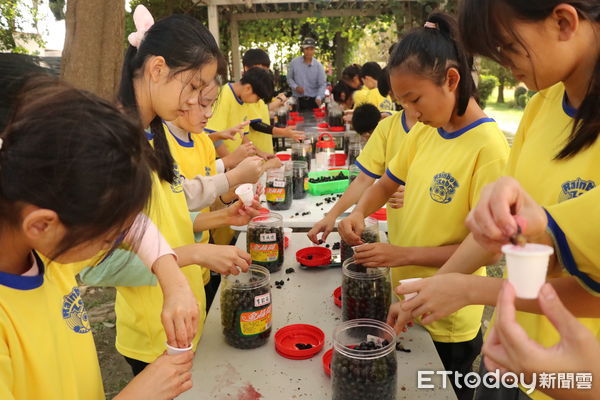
[478,74,498,108]
[0,0,45,53]
[514,86,527,99]
[516,94,528,109]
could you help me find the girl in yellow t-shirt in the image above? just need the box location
[113,7,263,376]
[0,77,193,399]
[338,13,509,400]
[397,1,600,400]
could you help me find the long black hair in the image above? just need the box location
[459,0,600,159]
[388,12,476,117]
[118,14,225,183]
[0,77,152,259]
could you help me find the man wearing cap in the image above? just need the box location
[287,37,327,111]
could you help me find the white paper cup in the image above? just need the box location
[235,184,254,206]
[399,278,422,300]
[165,342,193,355]
[502,244,554,299]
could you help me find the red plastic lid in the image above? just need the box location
[287,120,297,126]
[322,348,333,377]
[317,122,329,128]
[329,153,347,166]
[258,208,270,214]
[296,246,332,266]
[289,112,300,117]
[276,153,291,161]
[284,236,289,248]
[370,208,387,221]
[275,324,325,360]
[312,108,322,112]
[293,116,304,121]
[333,286,342,308]
[329,126,345,132]
[316,132,335,149]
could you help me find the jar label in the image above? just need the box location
[259,232,276,242]
[266,187,286,202]
[304,177,308,191]
[273,180,286,188]
[239,304,272,336]
[254,293,271,307]
[250,243,279,262]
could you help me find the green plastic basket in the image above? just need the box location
[308,169,349,195]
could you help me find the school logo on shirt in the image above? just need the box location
[558,178,595,202]
[430,172,459,204]
[62,287,91,334]
[380,99,393,111]
[170,164,184,193]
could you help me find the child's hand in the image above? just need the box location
[338,212,365,246]
[395,273,471,325]
[225,199,262,226]
[387,302,414,335]
[353,243,410,268]
[387,185,405,209]
[195,244,251,275]
[152,255,199,349]
[115,351,194,400]
[221,121,251,141]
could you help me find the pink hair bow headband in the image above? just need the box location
[424,21,439,30]
[128,5,155,48]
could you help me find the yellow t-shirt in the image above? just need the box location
[204,83,250,153]
[366,88,395,112]
[115,154,206,362]
[164,123,216,285]
[0,253,104,399]
[246,100,274,154]
[355,110,411,246]
[387,118,509,342]
[546,187,600,289]
[497,82,600,400]
[353,87,370,107]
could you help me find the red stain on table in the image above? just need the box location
[238,384,263,400]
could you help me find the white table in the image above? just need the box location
[179,233,455,400]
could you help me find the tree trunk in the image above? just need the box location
[333,32,348,82]
[61,0,124,101]
[497,78,505,103]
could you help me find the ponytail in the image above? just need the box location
[388,12,476,116]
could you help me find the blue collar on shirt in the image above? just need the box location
[562,92,577,118]
[229,83,244,105]
[0,251,45,290]
[401,112,410,133]
[163,121,194,148]
[437,117,496,140]
[145,130,154,141]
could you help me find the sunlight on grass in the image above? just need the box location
[484,86,524,135]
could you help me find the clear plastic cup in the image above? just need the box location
[502,243,554,299]
[398,278,422,300]
[165,342,193,355]
[235,183,254,206]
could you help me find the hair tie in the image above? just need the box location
[127,5,155,48]
[424,21,439,30]
[0,138,3,151]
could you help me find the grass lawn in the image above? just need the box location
[483,86,525,137]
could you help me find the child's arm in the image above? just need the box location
[307,172,376,244]
[353,242,460,269]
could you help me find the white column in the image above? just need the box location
[208,4,220,46]
[230,18,241,80]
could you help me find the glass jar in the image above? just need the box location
[331,132,345,151]
[220,265,272,349]
[247,213,284,273]
[275,106,288,128]
[316,132,336,171]
[340,217,380,263]
[343,130,359,154]
[332,319,397,400]
[292,161,308,200]
[291,142,311,172]
[347,141,362,168]
[348,164,360,185]
[328,103,344,128]
[342,257,391,322]
[266,161,293,211]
